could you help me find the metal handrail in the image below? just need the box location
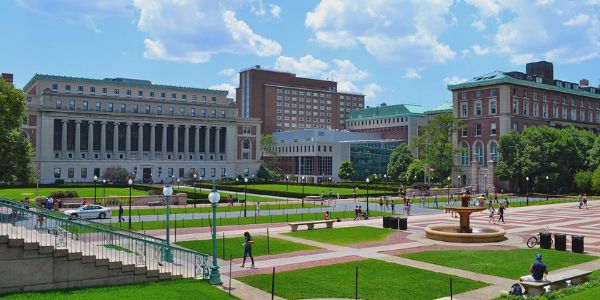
[0,197,209,278]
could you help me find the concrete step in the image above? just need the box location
[96,259,110,267]
[23,242,39,251]
[108,262,122,269]
[0,235,8,244]
[146,270,159,278]
[158,272,172,280]
[53,249,68,257]
[81,255,96,264]
[67,252,82,261]
[8,239,24,247]
[134,267,148,275]
[122,264,135,272]
[38,246,54,254]
[171,274,183,280]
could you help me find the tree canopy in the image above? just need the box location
[338,160,354,181]
[386,143,413,181]
[0,79,34,184]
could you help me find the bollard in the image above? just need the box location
[355,266,359,300]
[450,278,453,300]
[222,232,225,258]
[267,228,270,254]
[271,267,276,300]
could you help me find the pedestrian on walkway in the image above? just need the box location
[433,194,438,208]
[255,202,260,216]
[353,190,357,202]
[498,203,505,223]
[405,199,411,216]
[391,200,395,214]
[118,204,125,223]
[241,232,254,268]
[578,194,583,209]
[358,206,363,220]
[379,197,384,210]
[583,193,589,209]
[385,196,389,209]
[354,206,359,220]
[488,202,496,224]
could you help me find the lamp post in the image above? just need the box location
[383,174,388,200]
[199,176,203,200]
[457,175,461,189]
[525,176,530,206]
[243,177,248,217]
[365,177,370,216]
[176,178,180,193]
[193,173,197,200]
[447,176,451,203]
[162,177,174,262]
[128,178,133,229]
[484,174,488,196]
[286,175,289,202]
[235,178,239,202]
[93,175,98,203]
[545,175,549,193]
[208,183,223,285]
[102,179,107,197]
[301,176,305,208]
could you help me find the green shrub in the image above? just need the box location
[48,190,79,199]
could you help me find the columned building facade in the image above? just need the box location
[23,75,261,183]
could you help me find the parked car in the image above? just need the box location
[64,205,112,219]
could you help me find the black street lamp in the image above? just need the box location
[366,177,370,216]
[286,175,290,202]
[383,174,388,200]
[193,173,197,201]
[447,176,450,203]
[128,178,133,230]
[526,176,530,206]
[301,176,305,208]
[176,178,180,193]
[484,174,488,196]
[93,175,98,203]
[102,179,107,197]
[243,177,248,217]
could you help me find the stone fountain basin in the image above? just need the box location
[425,224,507,243]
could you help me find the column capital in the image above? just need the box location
[75,120,82,124]
[101,121,108,125]
[61,119,69,124]
[126,122,132,126]
[150,123,157,127]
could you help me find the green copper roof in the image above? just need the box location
[23,74,228,95]
[425,101,453,114]
[448,71,600,100]
[348,104,426,121]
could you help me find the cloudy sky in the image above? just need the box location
[2,0,600,109]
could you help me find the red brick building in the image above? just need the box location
[449,61,600,192]
[236,66,365,133]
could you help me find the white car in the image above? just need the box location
[64,205,112,219]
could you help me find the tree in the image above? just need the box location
[412,113,463,182]
[405,159,425,184]
[387,143,413,181]
[338,160,354,181]
[256,165,280,181]
[574,170,592,192]
[102,166,134,184]
[592,165,600,193]
[260,133,277,167]
[0,79,35,184]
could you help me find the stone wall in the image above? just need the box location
[35,193,188,207]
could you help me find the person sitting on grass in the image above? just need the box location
[520,253,548,282]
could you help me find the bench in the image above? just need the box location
[305,196,323,201]
[289,220,335,231]
[147,201,164,207]
[520,269,592,296]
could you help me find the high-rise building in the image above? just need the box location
[23,74,261,183]
[236,66,365,133]
[448,61,600,191]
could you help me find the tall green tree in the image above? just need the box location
[260,133,278,169]
[338,160,354,181]
[0,79,34,184]
[405,159,426,184]
[574,170,592,192]
[412,113,464,182]
[387,143,413,181]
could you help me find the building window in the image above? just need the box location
[95,102,101,111]
[81,168,87,179]
[133,105,138,113]
[201,109,206,117]
[90,87,96,94]
[191,108,195,116]
[150,91,155,98]
[513,99,518,114]
[138,90,143,97]
[490,123,497,135]
[145,105,151,114]
[490,89,497,97]
[571,109,577,121]
[461,103,468,117]
[490,101,497,114]
[512,123,518,132]
[474,142,484,164]
[210,168,216,177]
[52,84,58,91]
[475,102,482,116]
[533,102,539,117]
[120,104,126,112]
[562,106,568,119]
[168,107,174,115]
[490,142,498,162]
[161,92,166,99]
[211,96,217,103]
[221,110,226,118]
[102,87,107,95]
[56,99,62,109]
[202,96,207,102]
[462,127,468,137]
[114,89,120,96]
[543,104,548,118]
[171,93,176,100]
[460,142,469,166]
[180,108,185,116]
[83,101,88,111]
[475,90,482,98]
[107,103,114,112]
[54,168,61,178]
[69,100,75,110]
[475,124,482,136]
[523,101,528,115]
[65,85,71,93]
[243,126,251,134]
[157,106,162,115]
[211,110,216,118]
[68,168,74,178]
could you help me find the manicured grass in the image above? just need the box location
[126,211,393,231]
[284,226,396,246]
[124,203,319,216]
[176,236,318,260]
[1,279,236,300]
[228,183,387,196]
[400,249,597,279]
[0,187,148,200]
[179,187,286,202]
[239,259,487,300]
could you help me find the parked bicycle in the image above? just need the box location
[527,231,553,248]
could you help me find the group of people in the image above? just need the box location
[41,197,63,211]
[578,194,590,209]
[487,199,507,224]
[353,206,368,220]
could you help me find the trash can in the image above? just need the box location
[390,217,399,229]
[539,232,552,249]
[383,216,391,228]
[398,218,407,230]
[554,233,566,251]
[572,235,584,253]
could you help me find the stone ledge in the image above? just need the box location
[8,239,24,247]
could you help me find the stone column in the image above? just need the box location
[75,120,81,159]
[137,123,143,159]
[194,126,200,159]
[61,119,68,157]
[125,122,132,159]
[205,126,210,155]
[215,127,220,159]
[113,122,119,158]
[150,124,156,160]
[162,124,168,159]
[88,121,94,157]
[100,121,107,159]
[173,125,179,157]
[184,125,190,160]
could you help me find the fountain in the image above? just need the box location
[424,194,506,243]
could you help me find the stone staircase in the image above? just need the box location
[0,235,181,295]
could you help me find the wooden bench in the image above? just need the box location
[520,269,592,296]
[289,220,335,231]
[305,195,323,201]
[147,201,164,207]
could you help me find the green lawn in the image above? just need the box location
[176,236,318,260]
[400,249,597,279]
[125,203,319,216]
[125,211,393,231]
[284,226,396,246]
[178,187,287,202]
[0,187,148,200]
[228,183,387,196]
[1,279,236,300]
[239,259,487,300]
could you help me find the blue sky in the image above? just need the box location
[1,0,600,109]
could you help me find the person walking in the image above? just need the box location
[255,202,260,216]
[358,206,363,220]
[379,197,384,210]
[118,204,125,223]
[354,206,359,221]
[406,199,412,216]
[578,194,583,209]
[391,200,395,214]
[488,202,496,224]
[433,194,438,208]
[241,232,255,268]
[498,203,505,223]
[583,193,589,209]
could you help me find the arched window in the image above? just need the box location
[242,139,251,160]
[243,140,250,150]
[489,141,498,162]
[474,141,484,165]
[460,141,470,166]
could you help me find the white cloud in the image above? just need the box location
[471,20,486,31]
[465,0,600,64]
[249,0,267,16]
[362,83,383,100]
[327,59,368,82]
[134,0,281,63]
[270,4,281,18]
[443,76,468,85]
[472,45,492,56]
[274,55,329,77]
[403,69,421,79]
[209,83,236,99]
[219,68,237,77]
[305,0,456,67]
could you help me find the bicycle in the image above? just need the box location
[527,232,553,248]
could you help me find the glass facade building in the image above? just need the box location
[349,141,401,180]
